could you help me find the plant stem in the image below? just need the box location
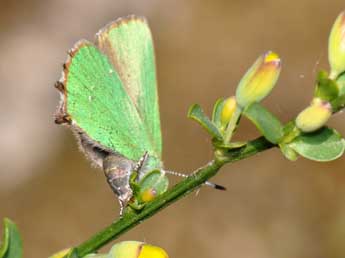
[223,105,242,143]
[73,136,274,258]
[72,93,345,257]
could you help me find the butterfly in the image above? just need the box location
[55,15,224,215]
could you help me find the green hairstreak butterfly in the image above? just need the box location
[55,15,224,215]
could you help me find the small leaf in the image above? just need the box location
[317,70,329,80]
[281,121,300,144]
[289,127,345,161]
[188,104,223,140]
[243,102,284,144]
[0,218,23,258]
[211,98,225,127]
[331,93,345,112]
[336,71,345,96]
[213,141,247,150]
[279,143,298,161]
[315,71,339,101]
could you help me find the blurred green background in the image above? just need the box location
[1,1,345,257]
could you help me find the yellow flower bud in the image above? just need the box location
[109,241,169,258]
[329,11,345,78]
[220,97,237,128]
[48,248,71,258]
[295,99,332,133]
[138,244,169,258]
[236,51,281,108]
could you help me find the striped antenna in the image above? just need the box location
[135,152,226,191]
[163,169,226,191]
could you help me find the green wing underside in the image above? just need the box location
[96,17,161,159]
[66,35,161,162]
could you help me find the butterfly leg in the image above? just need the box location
[118,200,125,216]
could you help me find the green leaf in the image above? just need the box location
[211,98,225,127]
[330,72,345,112]
[331,93,345,112]
[188,104,223,140]
[0,218,23,258]
[336,71,345,96]
[288,127,345,161]
[314,71,339,101]
[213,141,247,150]
[281,121,300,144]
[243,102,284,144]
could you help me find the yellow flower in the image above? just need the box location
[236,51,281,108]
[49,248,71,258]
[109,241,169,258]
[220,97,237,128]
[329,11,345,78]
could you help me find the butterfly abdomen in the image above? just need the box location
[103,155,134,208]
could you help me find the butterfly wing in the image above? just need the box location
[56,40,159,163]
[96,15,162,160]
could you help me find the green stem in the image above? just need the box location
[73,136,274,258]
[223,105,242,143]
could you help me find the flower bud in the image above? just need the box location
[49,248,71,258]
[236,51,281,108]
[220,97,237,128]
[295,98,332,133]
[109,241,169,258]
[329,11,345,78]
